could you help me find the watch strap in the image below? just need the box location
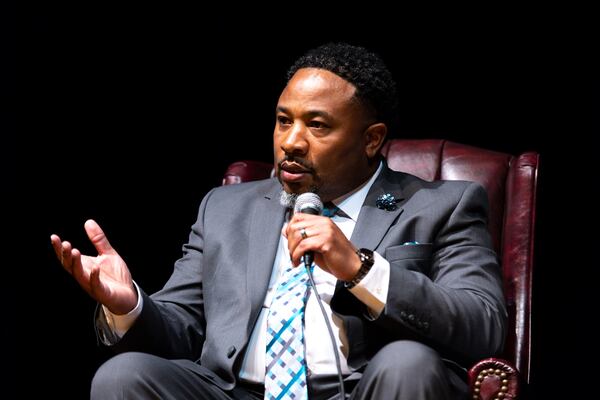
[344,248,375,289]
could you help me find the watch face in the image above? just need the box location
[359,248,374,264]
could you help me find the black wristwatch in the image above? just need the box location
[344,248,375,289]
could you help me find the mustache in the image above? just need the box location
[277,155,314,172]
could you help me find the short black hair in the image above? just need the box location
[287,42,399,135]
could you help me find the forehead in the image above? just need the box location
[278,68,357,113]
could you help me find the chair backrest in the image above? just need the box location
[222,139,539,383]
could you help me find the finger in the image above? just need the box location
[299,227,309,241]
[295,211,328,220]
[69,248,89,284]
[290,236,320,266]
[286,225,306,262]
[61,241,74,273]
[50,234,63,262]
[84,219,116,255]
[289,221,337,266]
[89,265,104,300]
[289,213,315,224]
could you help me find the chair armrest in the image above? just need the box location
[468,358,520,399]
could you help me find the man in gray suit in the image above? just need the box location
[51,43,506,399]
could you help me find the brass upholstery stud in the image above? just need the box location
[473,364,513,400]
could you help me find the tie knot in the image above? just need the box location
[323,202,344,218]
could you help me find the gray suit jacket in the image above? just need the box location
[106,165,507,390]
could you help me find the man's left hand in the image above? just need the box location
[284,213,360,282]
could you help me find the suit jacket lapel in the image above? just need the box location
[335,165,409,369]
[350,165,406,250]
[245,182,286,328]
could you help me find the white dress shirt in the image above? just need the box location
[103,162,391,383]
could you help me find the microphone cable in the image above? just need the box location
[305,261,346,399]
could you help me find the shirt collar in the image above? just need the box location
[330,161,383,222]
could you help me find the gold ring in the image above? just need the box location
[300,228,308,239]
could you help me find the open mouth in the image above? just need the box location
[280,161,311,182]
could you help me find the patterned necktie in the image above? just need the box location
[321,202,338,218]
[323,202,349,219]
[265,262,312,400]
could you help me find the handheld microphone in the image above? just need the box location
[293,192,323,267]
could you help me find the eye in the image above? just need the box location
[277,115,292,126]
[307,120,328,129]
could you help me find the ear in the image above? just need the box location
[364,123,387,159]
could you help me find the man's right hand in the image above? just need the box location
[50,219,138,315]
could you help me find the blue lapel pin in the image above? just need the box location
[376,193,399,211]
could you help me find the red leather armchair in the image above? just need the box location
[223,139,539,400]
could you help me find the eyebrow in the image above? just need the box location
[276,106,334,120]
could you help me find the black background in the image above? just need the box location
[8,3,598,398]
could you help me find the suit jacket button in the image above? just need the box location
[227,346,236,358]
[408,314,415,323]
[400,311,407,320]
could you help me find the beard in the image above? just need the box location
[279,185,319,208]
[279,190,298,209]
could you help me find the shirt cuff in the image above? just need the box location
[348,252,389,318]
[101,281,143,339]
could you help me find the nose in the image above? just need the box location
[280,122,308,156]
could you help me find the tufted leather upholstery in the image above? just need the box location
[222,160,275,185]
[222,139,539,399]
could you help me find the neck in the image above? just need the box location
[324,160,382,203]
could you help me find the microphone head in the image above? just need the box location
[294,192,323,215]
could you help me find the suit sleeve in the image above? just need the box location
[334,182,507,366]
[103,188,215,360]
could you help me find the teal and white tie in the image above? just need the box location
[265,262,312,400]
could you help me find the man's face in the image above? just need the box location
[274,68,376,202]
